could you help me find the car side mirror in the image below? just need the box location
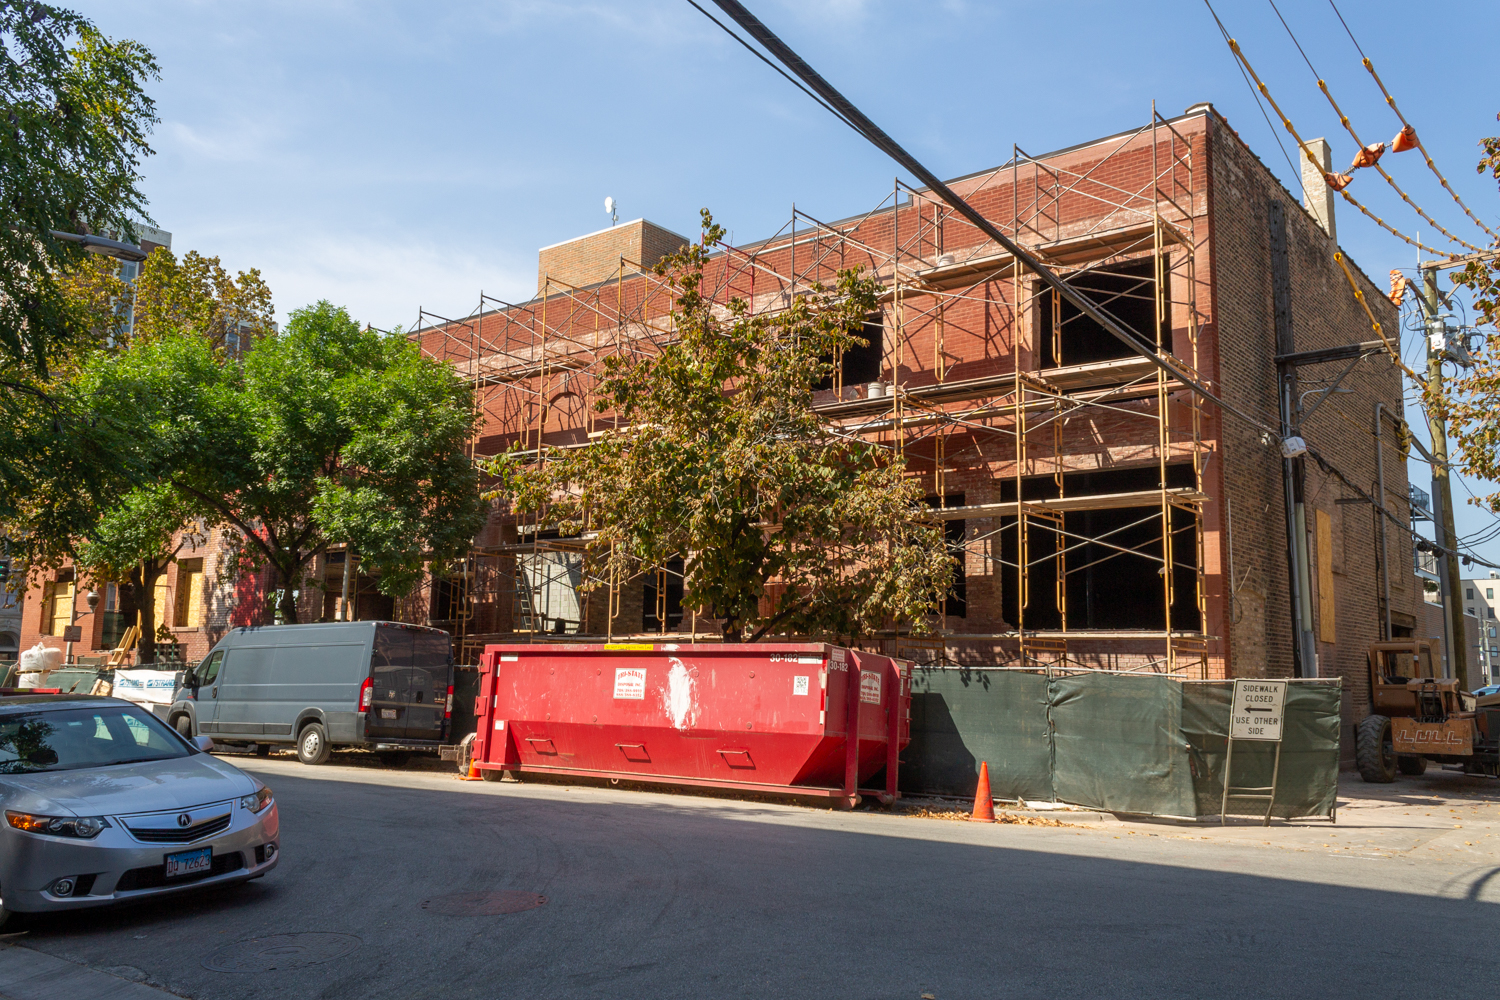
[192,735,214,753]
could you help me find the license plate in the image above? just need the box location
[380,709,397,719]
[164,847,212,879]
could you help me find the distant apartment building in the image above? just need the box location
[1464,572,1500,684]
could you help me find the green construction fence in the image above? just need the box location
[902,667,1340,820]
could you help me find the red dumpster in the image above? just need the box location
[470,643,909,808]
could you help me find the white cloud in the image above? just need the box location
[254,234,532,332]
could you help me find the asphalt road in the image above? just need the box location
[6,752,1500,999]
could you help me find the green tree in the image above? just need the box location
[3,244,270,581]
[0,2,158,375]
[85,302,487,624]
[76,484,207,663]
[1446,114,1500,508]
[491,211,951,643]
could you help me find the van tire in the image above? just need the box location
[297,723,331,765]
[174,715,193,739]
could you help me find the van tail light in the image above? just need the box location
[359,677,373,712]
[445,685,454,718]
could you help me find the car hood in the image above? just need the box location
[0,753,256,817]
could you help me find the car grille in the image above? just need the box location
[125,813,232,844]
[115,852,243,892]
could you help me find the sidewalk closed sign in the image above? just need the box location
[1229,679,1287,741]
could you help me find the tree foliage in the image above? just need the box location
[490,211,950,643]
[1445,113,1500,510]
[76,483,207,662]
[0,1,158,374]
[3,244,272,569]
[81,302,487,624]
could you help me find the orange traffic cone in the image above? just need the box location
[462,757,483,781]
[969,761,996,822]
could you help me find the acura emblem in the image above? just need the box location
[177,813,191,828]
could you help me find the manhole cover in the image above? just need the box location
[203,932,362,973]
[420,890,547,915]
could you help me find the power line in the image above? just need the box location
[688,0,1500,581]
[1265,0,1483,253]
[1203,0,1458,259]
[1327,0,1499,242]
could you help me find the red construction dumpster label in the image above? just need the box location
[860,670,882,705]
[793,676,810,696]
[613,667,647,700]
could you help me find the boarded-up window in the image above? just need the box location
[47,580,74,636]
[154,579,170,630]
[43,578,73,641]
[174,558,204,627]
[1316,509,1336,643]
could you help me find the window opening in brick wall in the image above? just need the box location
[1037,258,1165,368]
[818,313,883,390]
[925,494,967,619]
[998,464,1199,631]
[643,559,684,633]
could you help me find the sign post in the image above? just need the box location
[1221,679,1288,826]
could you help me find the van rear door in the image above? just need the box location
[404,630,452,741]
[366,626,411,741]
[365,625,452,742]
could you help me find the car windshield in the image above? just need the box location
[0,705,192,774]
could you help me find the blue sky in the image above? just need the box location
[72,0,1500,566]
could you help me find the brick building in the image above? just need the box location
[17,106,1430,751]
[410,101,1426,755]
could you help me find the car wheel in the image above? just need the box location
[174,715,193,739]
[297,723,331,765]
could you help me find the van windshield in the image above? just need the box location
[0,706,192,773]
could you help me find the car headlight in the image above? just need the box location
[6,811,109,839]
[239,784,273,814]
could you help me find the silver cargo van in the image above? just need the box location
[165,622,453,765]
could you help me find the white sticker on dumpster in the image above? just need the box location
[1229,679,1286,741]
[859,670,882,705]
[613,667,647,700]
[793,675,810,696]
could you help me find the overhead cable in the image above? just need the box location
[1265,0,1483,253]
[698,0,1277,440]
[1327,0,1500,242]
[1202,0,1455,259]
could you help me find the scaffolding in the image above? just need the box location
[413,107,1219,677]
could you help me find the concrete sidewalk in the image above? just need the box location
[0,942,179,999]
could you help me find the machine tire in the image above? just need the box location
[1397,754,1428,776]
[1356,714,1397,783]
[480,767,506,782]
[174,715,193,739]
[297,723,331,765]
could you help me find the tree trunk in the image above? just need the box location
[278,583,300,625]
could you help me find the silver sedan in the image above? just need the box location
[0,695,279,926]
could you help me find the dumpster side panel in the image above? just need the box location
[475,643,905,796]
